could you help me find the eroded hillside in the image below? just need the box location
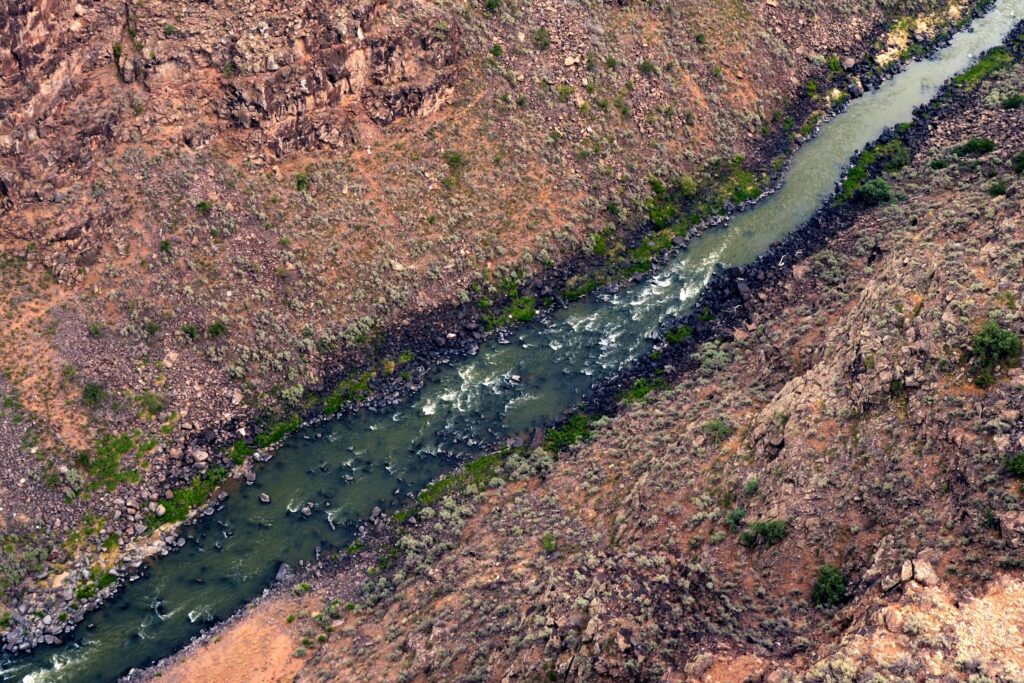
[144,47,1024,682]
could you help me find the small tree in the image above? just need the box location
[811,564,848,607]
[972,320,1021,387]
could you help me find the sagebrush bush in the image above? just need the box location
[739,519,787,547]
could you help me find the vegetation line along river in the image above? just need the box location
[3,1,1022,679]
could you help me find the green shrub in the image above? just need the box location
[419,452,503,505]
[989,180,1008,196]
[811,564,848,607]
[82,383,106,408]
[507,295,536,323]
[702,418,735,445]
[544,413,592,452]
[876,140,911,171]
[739,519,787,547]
[206,320,228,338]
[620,377,666,403]
[725,507,745,532]
[85,433,138,490]
[136,391,166,416]
[1006,453,1024,478]
[638,60,656,76]
[195,200,213,215]
[664,324,692,345]
[532,27,550,50]
[540,532,557,554]
[181,323,199,339]
[255,415,302,448]
[953,137,995,157]
[856,178,892,206]
[972,320,1021,388]
[442,150,466,173]
[1002,93,1024,109]
[1013,152,1024,174]
[295,173,309,191]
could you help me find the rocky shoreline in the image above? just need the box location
[0,0,1003,661]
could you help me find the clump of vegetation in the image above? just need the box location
[532,27,551,50]
[620,377,667,403]
[206,320,228,338]
[988,180,1008,197]
[195,200,213,215]
[811,564,848,607]
[82,433,139,490]
[441,150,467,190]
[953,137,995,158]
[324,371,374,413]
[664,324,692,345]
[971,320,1021,388]
[839,140,909,203]
[419,451,504,505]
[255,415,302,448]
[644,174,698,232]
[739,519,788,547]
[1013,152,1024,174]
[1005,452,1024,478]
[149,466,228,527]
[638,59,656,76]
[702,418,735,445]
[295,172,309,191]
[136,391,166,417]
[953,46,1013,88]
[1001,93,1024,109]
[725,507,745,532]
[856,178,892,206]
[82,382,106,408]
[540,532,557,554]
[544,413,592,452]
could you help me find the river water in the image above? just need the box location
[3,2,1021,679]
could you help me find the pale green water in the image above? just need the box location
[2,2,1021,680]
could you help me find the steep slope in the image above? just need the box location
[144,46,1024,682]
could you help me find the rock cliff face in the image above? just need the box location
[145,45,1024,683]
[0,0,984,659]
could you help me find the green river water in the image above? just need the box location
[2,2,1022,679]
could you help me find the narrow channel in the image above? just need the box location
[3,1,1021,679]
